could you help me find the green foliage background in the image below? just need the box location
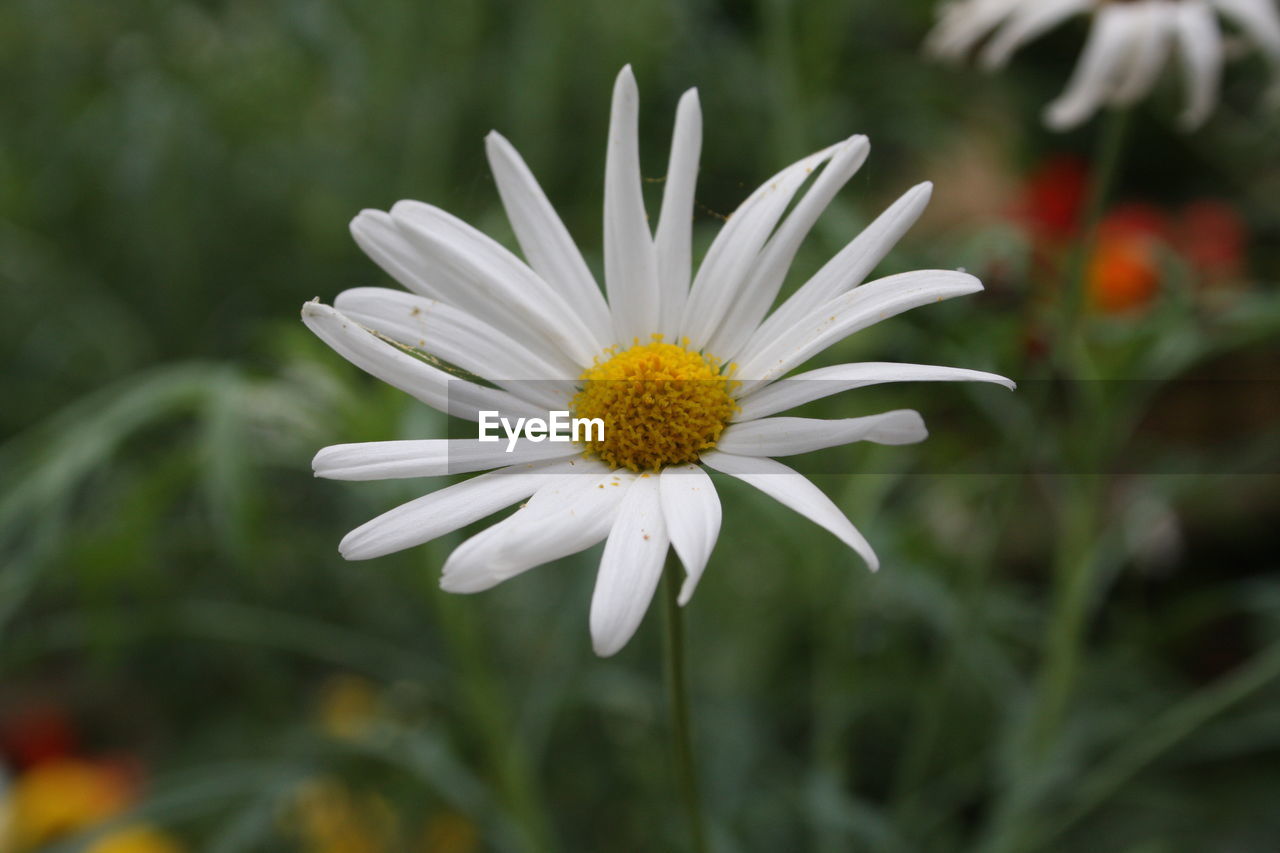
[2,1,1279,851]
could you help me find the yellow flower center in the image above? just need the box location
[572,338,738,472]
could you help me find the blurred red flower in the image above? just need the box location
[1179,199,1246,286]
[1,703,77,770]
[1015,154,1088,244]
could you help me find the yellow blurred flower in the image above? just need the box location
[2,759,132,850]
[420,813,478,853]
[87,825,183,853]
[316,674,381,741]
[291,778,394,853]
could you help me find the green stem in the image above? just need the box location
[1031,479,1104,754]
[1060,107,1131,351]
[979,109,1133,853]
[432,570,556,853]
[663,555,708,853]
[1031,639,1280,850]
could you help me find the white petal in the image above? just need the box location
[338,457,588,560]
[1176,1,1226,129]
[925,0,1025,61]
[440,466,631,593]
[742,182,933,361]
[654,88,702,341]
[333,287,576,410]
[484,131,614,338]
[1111,2,1175,107]
[604,66,662,345]
[659,464,721,606]
[709,135,872,363]
[735,270,985,391]
[349,209,445,301]
[1211,0,1280,60]
[717,411,927,457]
[391,201,605,366]
[679,144,839,351]
[981,0,1091,69]
[590,473,669,657]
[735,361,1016,421]
[301,301,543,422]
[312,439,581,481]
[1045,6,1140,130]
[700,451,878,570]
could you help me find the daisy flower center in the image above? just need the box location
[571,338,738,472]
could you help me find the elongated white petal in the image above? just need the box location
[391,201,605,366]
[349,209,446,301]
[484,131,614,338]
[736,270,985,390]
[1045,6,1140,130]
[590,473,669,656]
[1111,3,1175,107]
[925,0,1025,61]
[654,89,702,340]
[717,411,927,457]
[735,361,1015,421]
[440,466,630,593]
[338,457,588,560]
[1176,1,1226,129]
[301,301,542,422]
[334,287,576,410]
[743,182,933,360]
[700,452,878,570]
[1212,0,1280,60]
[709,136,871,362]
[679,144,839,350]
[312,439,581,481]
[659,464,721,606]
[604,66,661,345]
[981,0,1090,69]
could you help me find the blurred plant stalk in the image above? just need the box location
[981,107,1133,853]
[427,551,557,853]
[1058,107,1131,376]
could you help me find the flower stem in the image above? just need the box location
[1059,105,1131,365]
[663,554,708,853]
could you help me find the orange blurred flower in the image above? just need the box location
[1087,204,1170,314]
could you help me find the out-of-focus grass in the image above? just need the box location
[2,1,1280,851]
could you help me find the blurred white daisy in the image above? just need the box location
[304,66,1011,656]
[926,0,1280,129]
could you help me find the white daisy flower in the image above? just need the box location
[925,0,1280,129]
[303,66,1012,657]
